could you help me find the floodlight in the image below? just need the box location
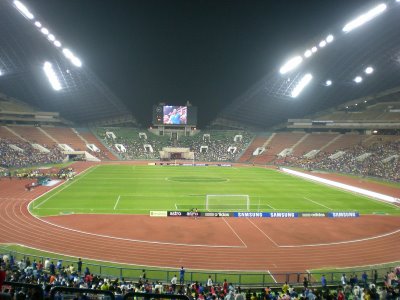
[41,28,49,35]
[279,56,303,74]
[311,46,318,53]
[342,3,387,33]
[326,35,334,43]
[62,48,73,59]
[365,66,374,74]
[291,73,312,98]
[54,40,62,47]
[43,61,62,91]
[354,76,363,83]
[34,21,42,28]
[0,70,3,76]
[47,34,55,41]
[325,80,332,86]
[71,56,82,67]
[304,50,312,58]
[14,0,34,20]
[319,40,327,48]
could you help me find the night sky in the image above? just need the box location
[29,0,370,127]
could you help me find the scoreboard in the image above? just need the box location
[153,104,197,126]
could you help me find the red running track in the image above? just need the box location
[0,162,399,273]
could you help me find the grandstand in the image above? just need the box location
[0,0,400,299]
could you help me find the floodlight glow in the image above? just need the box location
[47,34,55,41]
[0,70,3,76]
[354,76,363,83]
[41,28,49,35]
[342,3,387,33]
[34,21,42,28]
[319,40,327,48]
[291,73,312,98]
[71,56,82,67]
[43,62,62,91]
[326,34,334,43]
[304,50,312,58]
[62,48,73,59]
[279,56,303,74]
[365,66,374,74]
[54,40,62,47]
[311,46,318,53]
[325,80,332,86]
[14,1,34,20]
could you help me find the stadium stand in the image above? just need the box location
[238,135,270,163]
[0,254,399,300]
[290,133,339,157]
[279,137,400,182]
[251,132,306,164]
[7,126,57,147]
[98,128,253,162]
[0,138,65,168]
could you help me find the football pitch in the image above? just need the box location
[30,165,400,216]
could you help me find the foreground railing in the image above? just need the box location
[1,246,397,286]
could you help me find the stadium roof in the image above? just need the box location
[1,1,400,129]
[214,0,400,129]
[0,0,135,124]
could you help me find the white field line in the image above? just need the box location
[30,214,246,248]
[265,203,277,210]
[279,228,400,248]
[113,195,121,210]
[281,168,399,204]
[221,218,247,248]
[175,203,178,209]
[33,165,99,209]
[268,270,277,283]
[2,243,260,272]
[246,218,279,247]
[303,196,333,210]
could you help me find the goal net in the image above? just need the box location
[205,194,250,211]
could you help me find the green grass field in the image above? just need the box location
[30,165,399,216]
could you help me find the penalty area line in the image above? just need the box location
[113,195,121,210]
[303,196,333,210]
[267,270,277,283]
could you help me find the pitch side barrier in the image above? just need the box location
[161,211,360,218]
[155,163,232,167]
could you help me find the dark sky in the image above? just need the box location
[29,0,369,127]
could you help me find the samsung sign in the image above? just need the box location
[328,212,359,218]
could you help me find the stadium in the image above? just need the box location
[0,0,399,299]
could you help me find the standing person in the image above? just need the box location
[207,275,213,292]
[341,274,347,286]
[171,274,177,291]
[373,270,378,284]
[362,272,368,287]
[194,208,199,220]
[77,258,83,274]
[179,266,185,285]
[303,277,309,289]
[321,275,327,289]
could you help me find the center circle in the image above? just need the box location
[167,176,228,183]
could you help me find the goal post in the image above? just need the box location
[205,194,250,211]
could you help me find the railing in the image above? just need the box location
[1,246,398,286]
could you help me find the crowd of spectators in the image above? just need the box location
[277,141,400,182]
[1,255,399,300]
[99,128,254,162]
[0,138,65,169]
[177,131,253,162]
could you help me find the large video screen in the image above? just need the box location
[163,106,187,125]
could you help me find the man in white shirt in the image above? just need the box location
[171,274,177,291]
[207,275,213,291]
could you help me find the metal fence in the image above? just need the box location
[1,246,398,286]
